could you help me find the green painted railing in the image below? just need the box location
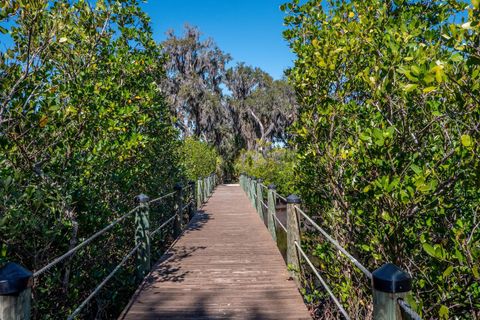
[0,173,218,320]
[240,173,421,320]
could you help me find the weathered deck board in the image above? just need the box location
[120,184,311,320]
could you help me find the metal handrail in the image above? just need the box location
[398,299,422,320]
[33,205,140,278]
[260,200,268,209]
[67,241,142,320]
[2,173,218,320]
[150,214,178,237]
[273,214,287,232]
[274,191,287,202]
[241,173,421,320]
[67,174,214,318]
[294,205,372,279]
[34,185,186,278]
[149,191,176,205]
[295,241,351,320]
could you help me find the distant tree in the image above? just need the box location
[161,25,231,138]
[161,27,297,177]
[225,63,297,151]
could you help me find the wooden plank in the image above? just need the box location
[120,185,311,320]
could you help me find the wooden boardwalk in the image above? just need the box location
[120,184,311,319]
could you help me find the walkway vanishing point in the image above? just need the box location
[119,184,311,319]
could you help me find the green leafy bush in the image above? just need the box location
[283,0,479,318]
[0,1,182,318]
[180,137,220,181]
[234,147,296,196]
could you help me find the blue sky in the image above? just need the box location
[0,1,294,79]
[141,0,294,79]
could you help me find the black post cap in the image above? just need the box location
[0,262,32,295]
[135,193,150,203]
[268,184,276,190]
[286,194,301,204]
[174,183,183,191]
[372,263,412,293]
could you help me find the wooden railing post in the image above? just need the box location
[250,177,257,206]
[173,184,183,238]
[249,176,254,202]
[256,178,264,220]
[135,193,150,283]
[267,184,277,242]
[0,262,32,320]
[197,178,203,208]
[286,194,301,285]
[206,175,210,197]
[203,177,208,202]
[210,174,213,194]
[372,263,412,320]
[208,174,212,195]
[188,181,196,220]
[239,173,244,190]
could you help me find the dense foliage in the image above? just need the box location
[234,147,296,196]
[0,0,181,318]
[283,0,479,318]
[180,137,220,181]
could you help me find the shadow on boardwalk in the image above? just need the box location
[145,210,211,284]
[121,290,297,320]
[119,185,311,320]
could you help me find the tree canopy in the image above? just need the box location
[161,26,298,174]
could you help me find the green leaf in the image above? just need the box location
[439,305,449,319]
[473,265,480,279]
[423,86,436,94]
[410,164,422,175]
[422,243,436,258]
[0,244,6,257]
[461,134,472,147]
[442,266,454,279]
[403,83,418,93]
[450,53,463,62]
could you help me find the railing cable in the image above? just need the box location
[294,205,372,279]
[67,241,141,320]
[181,199,193,213]
[149,191,176,205]
[33,205,141,278]
[398,299,422,320]
[295,241,351,320]
[150,214,178,237]
[274,191,287,202]
[273,213,287,232]
[261,200,268,210]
